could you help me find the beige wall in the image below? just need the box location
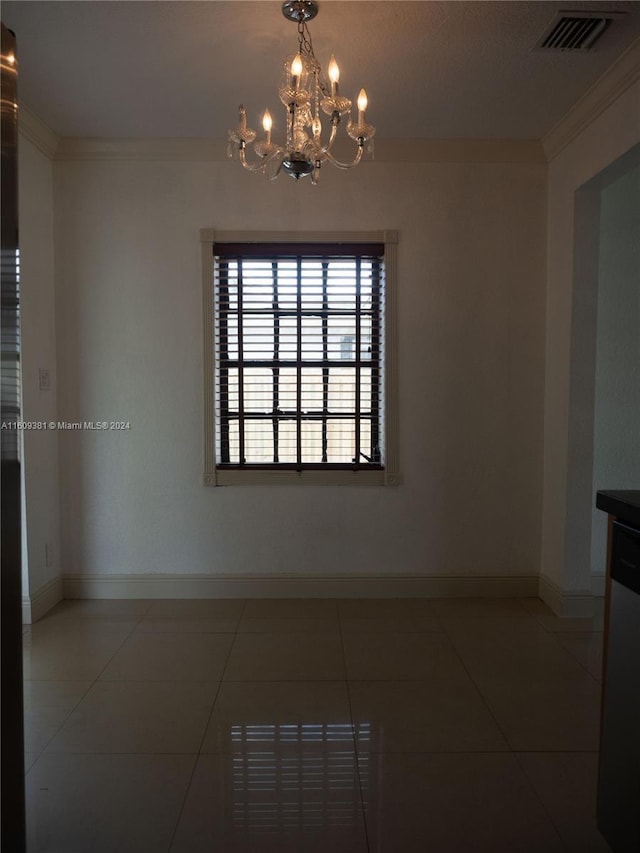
[15,50,640,607]
[50,151,546,587]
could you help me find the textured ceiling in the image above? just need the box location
[3,0,640,140]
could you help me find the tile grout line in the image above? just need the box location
[548,631,605,685]
[436,615,517,753]
[166,597,248,852]
[79,604,152,684]
[511,751,571,851]
[24,680,94,776]
[436,610,575,851]
[438,609,579,851]
[337,600,372,853]
[524,594,606,686]
[24,602,148,775]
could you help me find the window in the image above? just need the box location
[202,231,398,486]
[216,244,382,468]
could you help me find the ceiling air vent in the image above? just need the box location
[536,11,621,51]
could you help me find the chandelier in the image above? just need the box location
[227,0,375,184]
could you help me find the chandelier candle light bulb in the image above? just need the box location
[291,53,303,89]
[263,109,273,144]
[357,89,368,123]
[328,55,339,96]
[227,0,375,184]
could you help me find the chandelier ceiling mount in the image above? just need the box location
[281,1,318,24]
[227,0,375,184]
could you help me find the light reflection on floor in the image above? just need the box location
[229,722,370,831]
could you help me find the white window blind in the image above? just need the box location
[1,247,21,462]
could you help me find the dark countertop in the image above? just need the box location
[596,490,640,529]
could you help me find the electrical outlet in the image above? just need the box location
[39,368,51,391]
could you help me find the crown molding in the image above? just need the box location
[18,104,59,159]
[54,136,545,164]
[55,137,229,162]
[372,138,545,163]
[543,36,640,162]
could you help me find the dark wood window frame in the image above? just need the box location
[201,230,399,487]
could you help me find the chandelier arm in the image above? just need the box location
[238,143,284,173]
[322,142,364,170]
[319,121,339,154]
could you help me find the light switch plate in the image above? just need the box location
[39,368,50,391]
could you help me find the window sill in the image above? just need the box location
[204,469,400,486]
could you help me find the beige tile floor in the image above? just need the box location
[23,596,611,852]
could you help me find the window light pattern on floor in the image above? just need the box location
[230,722,370,832]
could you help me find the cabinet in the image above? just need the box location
[595,491,640,852]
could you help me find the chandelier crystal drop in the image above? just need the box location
[227,0,375,184]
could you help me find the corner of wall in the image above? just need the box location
[538,573,597,618]
[22,576,63,624]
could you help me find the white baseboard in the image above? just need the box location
[62,573,539,600]
[23,575,63,624]
[538,573,598,618]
